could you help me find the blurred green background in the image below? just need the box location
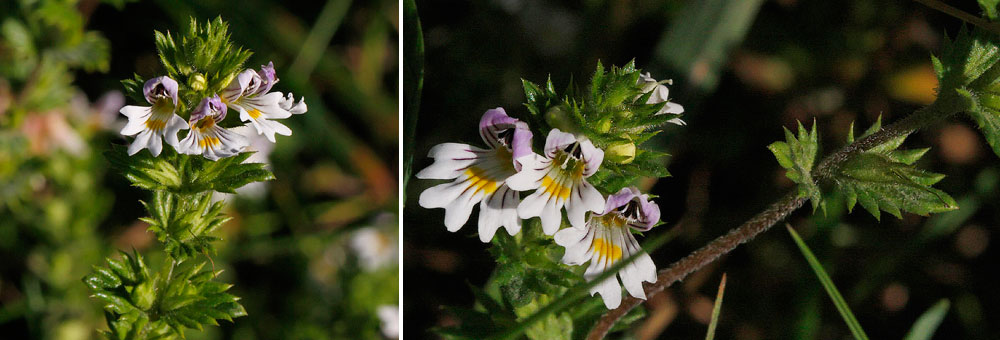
[404,0,999,339]
[1,0,398,339]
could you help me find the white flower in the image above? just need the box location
[417,108,534,242]
[119,76,189,156]
[177,95,248,160]
[377,305,399,339]
[350,227,397,271]
[506,129,605,235]
[637,72,685,125]
[221,62,305,142]
[554,187,660,309]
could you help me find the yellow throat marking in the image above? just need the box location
[198,136,221,148]
[248,109,262,119]
[463,167,499,195]
[540,175,571,200]
[145,119,166,132]
[593,238,622,262]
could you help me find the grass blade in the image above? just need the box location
[402,0,425,203]
[705,273,727,340]
[786,224,870,340]
[903,299,950,340]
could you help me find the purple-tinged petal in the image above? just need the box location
[478,108,518,148]
[600,187,660,231]
[510,121,533,167]
[222,69,257,102]
[190,95,227,124]
[578,139,603,177]
[143,76,179,106]
[601,187,641,215]
[543,129,578,158]
[478,108,534,169]
[258,61,278,94]
[634,195,660,231]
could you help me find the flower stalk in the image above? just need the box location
[586,91,966,340]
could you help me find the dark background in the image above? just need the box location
[404,0,999,339]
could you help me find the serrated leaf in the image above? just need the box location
[966,100,1000,157]
[769,120,821,210]
[832,152,957,220]
[936,25,1000,89]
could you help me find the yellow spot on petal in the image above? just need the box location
[464,167,498,195]
[248,109,262,119]
[145,119,166,132]
[198,137,221,148]
[593,238,622,262]
[540,175,571,200]
[194,118,215,132]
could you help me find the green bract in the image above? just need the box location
[84,251,246,340]
[768,121,821,211]
[521,60,678,193]
[106,144,274,194]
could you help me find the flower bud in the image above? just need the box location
[544,106,574,132]
[189,73,207,92]
[606,142,636,164]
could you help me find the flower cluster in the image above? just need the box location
[418,74,680,308]
[119,62,307,160]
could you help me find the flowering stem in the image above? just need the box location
[586,96,962,339]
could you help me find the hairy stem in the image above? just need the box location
[586,98,960,339]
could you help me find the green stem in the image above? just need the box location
[586,93,964,340]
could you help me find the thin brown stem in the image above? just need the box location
[913,0,1000,36]
[586,100,960,339]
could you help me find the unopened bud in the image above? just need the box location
[189,73,207,92]
[606,142,636,164]
[544,106,574,132]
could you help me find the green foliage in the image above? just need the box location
[768,121,821,211]
[106,144,274,194]
[903,299,950,340]
[521,61,679,193]
[932,25,1000,91]
[932,25,1000,158]
[830,118,957,220]
[151,17,252,102]
[786,225,870,340]
[0,0,111,115]
[141,190,230,262]
[769,118,956,220]
[84,251,246,340]
[979,0,1000,21]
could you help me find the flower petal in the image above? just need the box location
[477,185,520,242]
[127,130,153,155]
[416,143,482,180]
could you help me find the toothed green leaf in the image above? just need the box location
[769,120,821,210]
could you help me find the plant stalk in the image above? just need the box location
[586,96,961,339]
